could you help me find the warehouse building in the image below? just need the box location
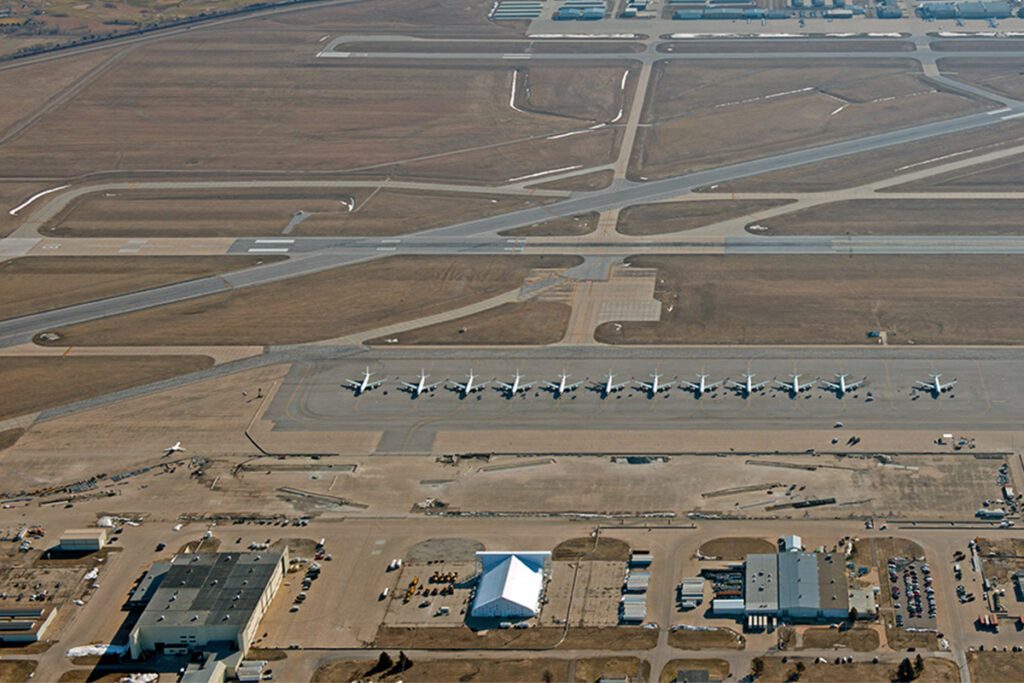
[719,552,869,622]
[470,551,550,619]
[128,550,287,667]
[0,607,57,643]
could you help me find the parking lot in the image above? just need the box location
[888,558,937,631]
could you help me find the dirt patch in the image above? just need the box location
[631,59,990,180]
[374,625,658,650]
[552,536,631,562]
[0,428,24,452]
[801,626,880,651]
[0,356,213,421]
[45,188,548,238]
[755,656,957,682]
[619,199,794,236]
[752,199,1024,236]
[697,537,775,560]
[41,255,581,347]
[368,302,571,346]
[406,538,484,563]
[595,255,1024,346]
[709,119,1024,193]
[574,657,649,682]
[0,255,283,321]
[530,170,614,192]
[668,627,745,650]
[246,648,287,661]
[500,213,599,237]
[660,658,729,683]
[967,651,1024,682]
[0,660,36,682]
[314,657,570,683]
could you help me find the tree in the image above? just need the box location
[396,651,413,673]
[914,654,925,675]
[751,657,765,679]
[896,657,915,682]
[795,662,806,673]
[848,606,859,622]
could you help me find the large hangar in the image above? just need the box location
[470,551,551,618]
[128,550,287,661]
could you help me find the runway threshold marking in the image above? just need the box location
[248,247,289,253]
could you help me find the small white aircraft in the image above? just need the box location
[164,441,185,456]
[400,370,443,397]
[820,373,865,397]
[680,374,721,397]
[775,374,816,397]
[544,371,582,398]
[345,367,385,395]
[636,373,674,398]
[496,371,534,397]
[449,372,490,398]
[593,372,630,398]
[728,373,770,397]
[914,373,957,397]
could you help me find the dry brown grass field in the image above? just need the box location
[41,255,581,346]
[752,199,1024,235]
[44,188,547,238]
[374,625,658,650]
[0,31,632,180]
[499,213,598,237]
[366,302,572,346]
[659,40,914,53]
[756,656,957,683]
[967,652,1024,682]
[710,119,1024,193]
[887,152,1024,192]
[631,59,992,180]
[618,199,794,235]
[0,255,280,320]
[0,356,213,421]
[312,658,571,683]
[259,0,525,36]
[659,659,729,683]
[595,255,1024,346]
[0,49,110,133]
[531,170,614,192]
[0,181,55,237]
[938,58,1024,99]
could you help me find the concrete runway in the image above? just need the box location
[266,356,1024,453]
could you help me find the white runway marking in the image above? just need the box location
[9,184,70,215]
[248,247,290,253]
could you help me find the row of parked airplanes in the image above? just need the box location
[344,368,958,399]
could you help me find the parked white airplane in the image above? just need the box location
[400,370,443,397]
[544,371,582,398]
[680,374,721,397]
[345,367,384,395]
[820,373,865,396]
[728,374,769,396]
[775,374,815,397]
[496,371,534,397]
[164,441,184,455]
[636,373,674,397]
[914,373,957,396]
[594,372,630,398]
[449,372,490,398]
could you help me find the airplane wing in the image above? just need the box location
[680,380,700,390]
[344,379,362,388]
[726,380,743,389]
[424,380,443,390]
[752,380,769,390]
[773,380,792,390]
[820,380,840,390]
[635,381,654,391]
[913,381,933,389]
[662,381,676,389]
[519,381,536,390]
[846,379,865,390]
[449,380,468,391]
[566,381,583,391]
[939,379,958,391]
[400,381,417,390]
[542,381,560,390]
[610,380,629,391]
[496,381,513,390]
[705,380,722,389]
[366,378,385,389]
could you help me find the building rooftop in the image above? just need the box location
[744,553,778,613]
[778,551,820,614]
[816,553,850,614]
[135,551,284,629]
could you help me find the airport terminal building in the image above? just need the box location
[128,550,287,662]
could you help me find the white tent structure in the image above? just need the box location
[470,551,550,618]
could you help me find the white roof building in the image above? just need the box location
[783,535,802,552]
[470,552,550,618]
